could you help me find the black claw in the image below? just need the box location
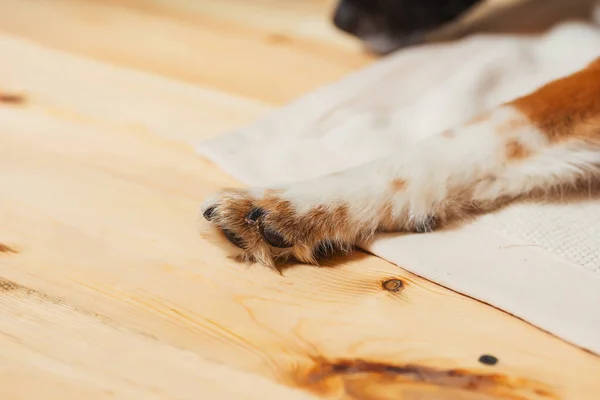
[261,226,292,248]
[414,215,439,233]
[222,228,245,249]
[203,205,217,221]
[245,208,265,224]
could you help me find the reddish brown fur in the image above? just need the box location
[505,139,531,160]
[512,57,600,142]
[391,179,406,191]
[255,194,352,245]
[209,190,356,264]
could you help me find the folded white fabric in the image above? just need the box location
[196,22,600,354]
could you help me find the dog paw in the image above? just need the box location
[199,188,371,268]
[199,161,449,269]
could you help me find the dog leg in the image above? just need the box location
[201,58,600,268]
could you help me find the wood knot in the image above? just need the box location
[266,33,290,44]
[0,93,26,105]
[0,243,17,254]
[382,279,403,292]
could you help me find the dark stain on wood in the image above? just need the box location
[307,359,502,388]
[479,354,499,366]
[0,279,19,292]
[0,93,26,105]
[295,358,557,400]
[0,243,17,254]
[382,278,403,292]
[0,278,45,295]
[0,278,155,339]
[0,277,106,318]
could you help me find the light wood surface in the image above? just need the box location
[0,1,598,399]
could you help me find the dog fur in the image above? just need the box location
[200,58,600,270]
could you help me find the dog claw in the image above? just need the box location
[222,228,245,248]
[245,208,265,224]
[261,225,292,248]
[203,205,217,221]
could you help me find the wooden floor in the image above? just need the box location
[0,1,598,399]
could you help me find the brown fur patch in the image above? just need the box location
[299,204,351,242]
[206,189,361,266]
[505,139,531,160]
[257,193,295,221]
[257,198,354,264]
[391,179,406,191]
[511,57,600,142]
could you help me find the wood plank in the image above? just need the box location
[0,1,598,399]
[0,279,317,400]
[0,0,373,105]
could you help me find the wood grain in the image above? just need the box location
[0,1,598,399]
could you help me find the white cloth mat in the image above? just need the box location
[196,22,600,354]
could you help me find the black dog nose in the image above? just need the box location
[332,2,361,34]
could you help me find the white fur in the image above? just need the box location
[262,106,599,231]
